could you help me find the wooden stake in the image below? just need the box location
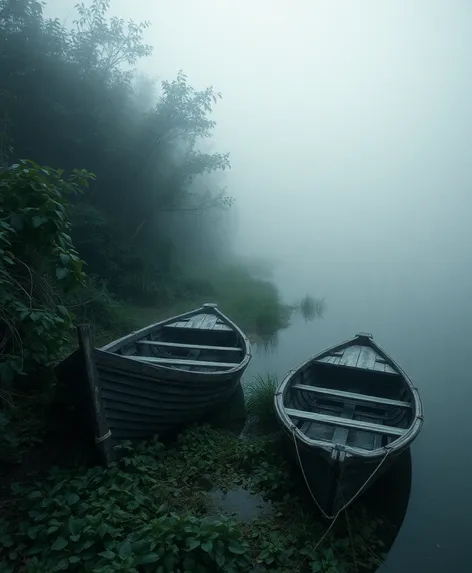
[77,324,113,466]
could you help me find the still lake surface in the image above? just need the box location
[243,259,472,572]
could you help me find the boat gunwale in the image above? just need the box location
[98,303,252,376]
[274,334,424,459]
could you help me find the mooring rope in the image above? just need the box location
[291,425,390,528]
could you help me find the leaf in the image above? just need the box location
[57,558,69,571]
[98,550,115,560]
[228,539,247,555]
[32,215,47,228]
[59,253,70,266]
[119,540,132,559]
[97,523,108,538]
[186,538,200,550]
[56,267,69,280]
[215,553,225,567]
[201,540,213,553]
[52,537,68,551]
[47,526,59,535]
[67,493,80,505]
[259,549,270,560]
[324,547,334,561]
[311,562,322,573]
[139,553,160,564]
[69,556,81,564]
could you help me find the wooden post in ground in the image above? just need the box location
[77,324,113,466]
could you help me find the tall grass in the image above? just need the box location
[245,373,279,431]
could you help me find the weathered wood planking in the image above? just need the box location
[168,313,232,331]
[292,384,411,408]
[339,345,363,367]
[130,356,238,369]
[213,322,231,331]
[286,408,405,437]
[357,346,378,370]
[201,314,218,329]
[319,356,337,364]
[136,340,241,352]
[320,351,344,365]
[332,404,355,446]
[189,314,207,329]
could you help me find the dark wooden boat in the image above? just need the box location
[57,303,251,463]
[274,333,423,517]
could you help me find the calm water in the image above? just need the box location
[243,259,472,572]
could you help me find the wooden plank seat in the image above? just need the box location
[292,384,411,409]
[332,404,355,446]
[136,340,241,352]
[285,408,406,437]
[129,356,239,369]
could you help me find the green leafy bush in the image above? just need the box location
[0,160,92,387]
[0,435,251,573]
[0,425,386,573]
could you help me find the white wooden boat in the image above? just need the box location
[274,333,423,517]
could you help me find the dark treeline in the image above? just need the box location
[0,0,300,465]
[0,0,290,343]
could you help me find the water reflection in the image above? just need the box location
[362,450,413,568]
[297,295,326,323]
[251,331,280,354]
[249,294,325,355]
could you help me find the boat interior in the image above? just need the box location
[285,354,415,451]
[109,310,245,372]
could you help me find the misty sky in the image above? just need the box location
[46,0,472,291]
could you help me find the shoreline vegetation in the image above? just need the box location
[0,394,386,573]
[64,267,325,352]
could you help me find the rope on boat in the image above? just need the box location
[291,425,390,522]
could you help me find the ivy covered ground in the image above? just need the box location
[0,425,386,573]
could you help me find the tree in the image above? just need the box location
[0,0,235,303]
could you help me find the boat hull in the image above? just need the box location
[95,349,246,447]
[281,424,408,516]
[55,304,252,463]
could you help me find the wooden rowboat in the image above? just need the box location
[274,333,423,517]
[57,303,251,463]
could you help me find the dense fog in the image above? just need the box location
[46,0,472,295]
